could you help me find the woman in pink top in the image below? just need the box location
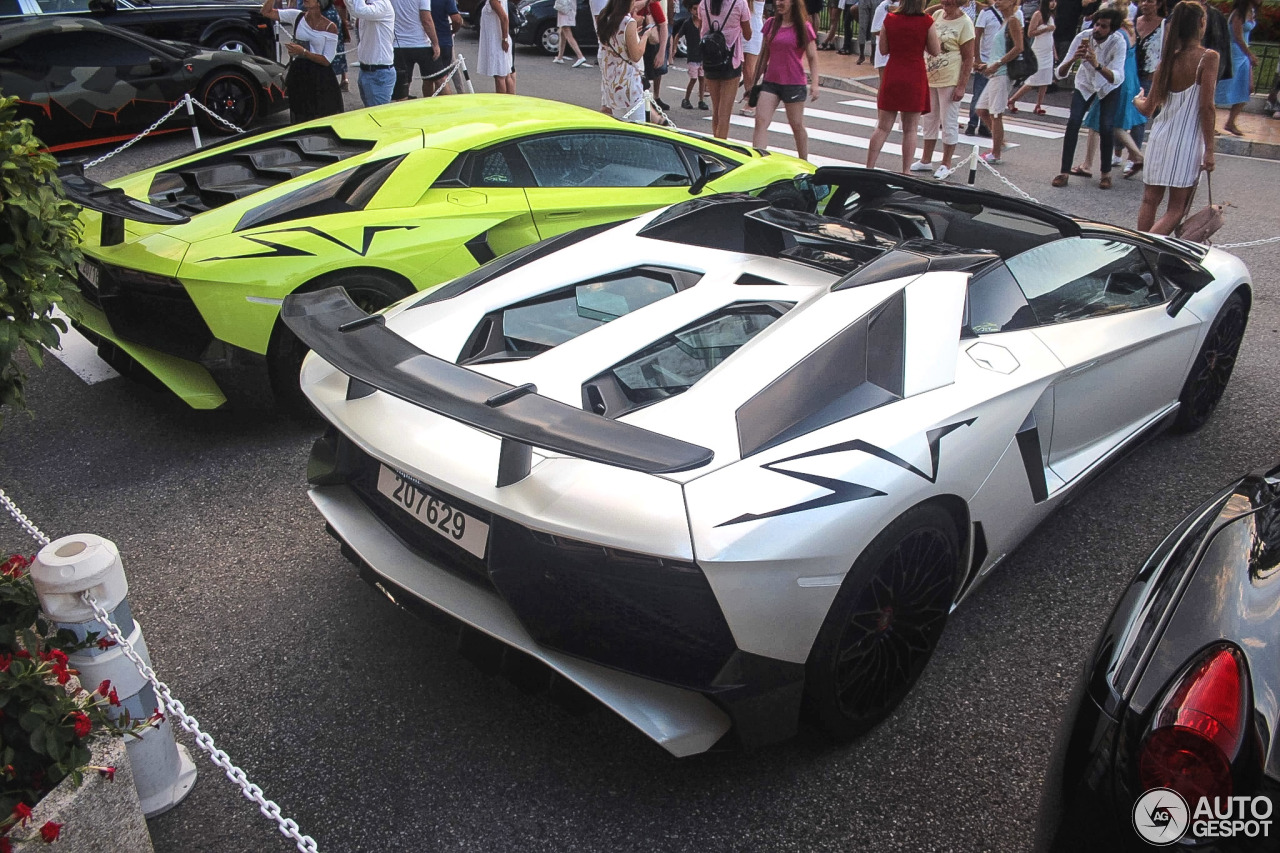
[700,0,753,138]
[750,0,819,158]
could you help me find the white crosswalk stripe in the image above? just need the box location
[662,82,1063,172]
[50,308,119,385]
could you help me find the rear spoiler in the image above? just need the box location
[58,167,189,247]
[281,288,714,486]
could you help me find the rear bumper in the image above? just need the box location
[312,483,733,757]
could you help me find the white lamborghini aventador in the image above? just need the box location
[284,167,1252,758]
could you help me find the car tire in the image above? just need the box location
[1173,290,1247,432]
[538,21,560,55]
[803,503,961,741]
[268,271,415,415]
[205,28,259,55]
[197,70,260,135]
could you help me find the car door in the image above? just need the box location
[34,28,187,140]
[1006,236,1201,484]
[513,131,697,239]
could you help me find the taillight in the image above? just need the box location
[1138,644,1248,804]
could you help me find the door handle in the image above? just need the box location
[545,211,583,219]
[1065,360,1098,377]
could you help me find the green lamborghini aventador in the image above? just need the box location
[64,95,816,409]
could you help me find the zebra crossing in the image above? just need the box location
[662,84,1065,169]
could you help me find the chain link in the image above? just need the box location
[81,592,321,853]
[0,487,51,547]
[81,97,195,170]
[977,156,1039,204]
[1214,236,1280,250]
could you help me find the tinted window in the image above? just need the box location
[1006,237,1164,324]
[965,262,1037,334]
[35,0,94,10]
[36,31,152,66]
[476,149,516,187]
[516,133,690,188]
[459,269,687,364]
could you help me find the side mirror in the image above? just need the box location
[1160,253,1214,317]
[689,155,727,195]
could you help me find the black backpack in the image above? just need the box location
[700,3,733,75]
[992,10,1038,85]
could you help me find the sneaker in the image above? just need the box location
[980,152,1002,165]
[682,98,693,109]
[1112,155,1123,167]
[977,126,992,138]
[552,57,566,64]
[698,100,709,110]
[908,160,932,172]
[573,57,592,68]
[934,164,955,181]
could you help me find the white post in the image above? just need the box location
[458,54,474,95]
[185,95,203,150]
[967,144,980,186]
[30,534,197,818]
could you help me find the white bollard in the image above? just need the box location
[967,144,980,186]
[185,95,203,150]
[30,534,197,818]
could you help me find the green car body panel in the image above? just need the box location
[72,96,813,409]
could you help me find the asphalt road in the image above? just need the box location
[3,31,1280,853]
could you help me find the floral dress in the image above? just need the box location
[601,14,644,120]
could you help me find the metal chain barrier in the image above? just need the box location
[81,592,320,853]
[1214,236,1280,250]
[81,97,195,170]
[185,95,246,135]
[976,155,1040,205]
[1,489,319,853]
[621,91,678,127]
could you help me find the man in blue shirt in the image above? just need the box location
[427,0,465,93]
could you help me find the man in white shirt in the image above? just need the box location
[870,0,895,79]
[1050,6,1126,188]
[391,0,441,100]
[349,0,398,107]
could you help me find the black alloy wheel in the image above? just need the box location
[804,503,960,740]
[268,272,414,415]
[1174,291,1247,432]
[197,71,259,135]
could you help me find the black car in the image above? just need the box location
[1037,460,1280,851]
[512,0,688,57]
[0,0,277,57]
[0,17,287,150]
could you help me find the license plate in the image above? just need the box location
[376,465,489,560]
[79,260,99,288]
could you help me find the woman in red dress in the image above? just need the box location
[866,0,940,172]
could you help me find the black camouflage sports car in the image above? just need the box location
[0,16,287,151]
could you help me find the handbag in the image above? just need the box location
[1175,171,1226,244]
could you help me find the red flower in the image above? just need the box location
[47,649,66,666]
[148,709,165,726]
[96,637,116,651]
[38,821,61,842]
[0,554,30,578]
[69,711,92,738]
[107,687,120,707]
[14,650,30,660]
[51,663,70,686]
[96,680,111,697]
[12,802,32,827]
[97,766,116,782]
[1,835,12,853]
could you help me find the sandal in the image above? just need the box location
[1006,102,1019,113]
[1068,166,1092,178]
[1051,174,1068,188]
[1099,175,1112,190]
[1033,107,1046,115]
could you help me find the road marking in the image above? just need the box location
[717,114,906,156]
[838,99,1064,139]
[50,309,119,385]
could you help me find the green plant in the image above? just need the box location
[0,94,82,431]
[0,554,147,848]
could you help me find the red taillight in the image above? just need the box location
[1138,645,1247,804]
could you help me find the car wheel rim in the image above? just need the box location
[205,77,254,128]
[833,529,954,720]
[346,286,393,314]
[1187,302,1245,421]
[542,28,559,53]
[217,40,251,53]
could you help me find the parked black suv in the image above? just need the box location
[0,0,277,57]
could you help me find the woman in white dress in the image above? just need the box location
[597,0,652,121]
[478,0,516,92]
[739,0,766,116]
[1007,0,1054,113]
[553,0,591,65]
[1133,0,1219,234]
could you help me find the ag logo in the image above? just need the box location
[1133,788,1191,845]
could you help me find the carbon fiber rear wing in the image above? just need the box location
[58,168,190,247]
[282,288,714,485]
